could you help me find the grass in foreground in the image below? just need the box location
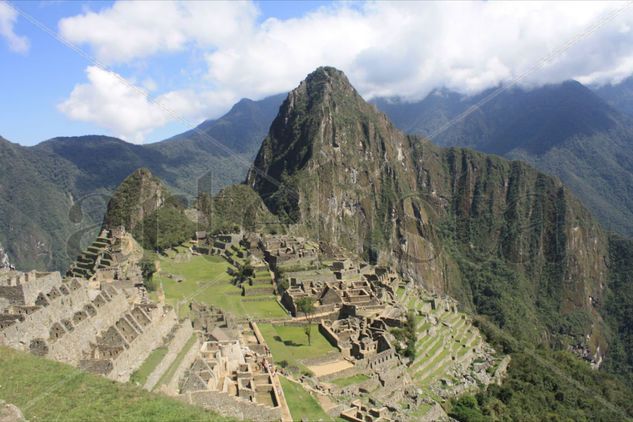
[258,324,337,372]
[279,376,332,421]
[0,346,231,421]
[152,253,288,320]
[130,346,167,386]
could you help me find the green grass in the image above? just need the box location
[258,324,337,372]
[130,347,168,385]
[330,373,370,387]
[155,334,197,390]
[0,346,231,421]
[279,376,332,421]
[152,254,288,320]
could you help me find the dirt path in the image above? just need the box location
[308,359,354,378]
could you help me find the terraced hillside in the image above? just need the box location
[395,284,500,400]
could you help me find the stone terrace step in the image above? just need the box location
[144,322,194,391]
[413,339,446,375]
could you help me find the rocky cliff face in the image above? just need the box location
[102,168,167,232]
[248,67,609,354]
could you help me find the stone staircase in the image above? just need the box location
[67,230,114,279]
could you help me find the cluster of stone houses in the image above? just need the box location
[340,400,393,422]
[177,303,284,421]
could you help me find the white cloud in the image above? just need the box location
[58,1,257,64]
[57,66,220,144]
[0,1,29,53]
[58,1,633,141]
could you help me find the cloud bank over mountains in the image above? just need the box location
[49,1,633,143]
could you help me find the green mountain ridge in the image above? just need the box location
[0,95,282,271]
[374,81,633,239]
[247,65,618,363]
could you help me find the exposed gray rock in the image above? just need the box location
[0,400,27,422]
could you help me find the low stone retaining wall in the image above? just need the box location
[163,336,201,394]
[182,390,281,421]
[108,307,178,382]
[144,321,194,391]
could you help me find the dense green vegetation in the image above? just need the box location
[0,346,230,421]
[133,204,196,251]
[0,94,284,272]
[376,80,633,240]
[102,168,167,231]
[101,168,195,252]
[248,66,633,419]
[391,310,417,360]
[449,350,633,421]
[602,235,633,384]
[197,184,282,234]
[0,137,84,271]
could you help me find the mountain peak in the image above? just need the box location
[102,167,167,231]
[247,67,392,191]
[297,66,358,102]
[305,66,350,86]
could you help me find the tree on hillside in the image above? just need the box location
[133,206,195,252]
[296,297,316,345]
[233,263,254,286]
[139,254,158,291]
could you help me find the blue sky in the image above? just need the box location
[1,1,632,146]
[0,1,331,145]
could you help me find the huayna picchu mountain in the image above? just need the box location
[248,66,611,360]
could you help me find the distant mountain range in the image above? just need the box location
[0,94,283,271]
[373,80,633,239]
[4,73,633,273]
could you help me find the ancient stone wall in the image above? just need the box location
[163,336,202,394]
[20,273,64,305]
[0,284,94,349]
[183,390,281,421]
[47,292,130,365]
[144,322,194,390]
[108,306,178,382]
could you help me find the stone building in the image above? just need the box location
[340,400,393,422]
[177,306,283,421]
[0,268,180,383]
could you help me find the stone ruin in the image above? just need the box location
[340,400,393,422]
[193,233,242,256]
[0,267,181,383]
[261,235,320,269]
[255,233,503,420]
[279,257,400,318]
[174,304,284,421]
[66,227,143,285]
